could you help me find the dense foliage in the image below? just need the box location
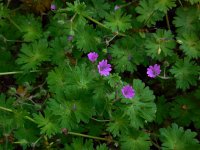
[0,0,200,149]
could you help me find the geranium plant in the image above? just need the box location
[0,0,200,149]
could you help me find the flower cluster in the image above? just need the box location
[87,53,161,99]
[87,52,136,99]
[88,52,112,76]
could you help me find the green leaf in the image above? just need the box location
[92,79,111,114]
[87,121,104,136]
[33,109,60,138]
[0,94,15,133]
[48,64,96,99]
[65,138,94,150]
[155,96,171,124]
[96,144,108,150]
[154,0,176,13]
[120,128,152,150]
[107,111,130,137]
[89,0,110,18]
[0,17,21,41]
[67,0,91,16]
[16,39,50,70]
[170,89,200,127]
[75,25,100,52]
[0,3,9,19]
[18,14,43,42]
[104,10,132,32]
[47,67,68,98]
[177,32,200,59]
[47,13,70,37]
[170,58,199,90]
[190,88,200,128]
[0,94,29,132]
[159,123,200,150]
[63,64,97,100]
[145,29,176,60]
[48,97,95,127]
[71,99,95,123]
[14,123,38,147]
[173,7,200,35]
[13,109,29,128]
[47,99,77,129]
[110,36,146,73]
[171,96,195,126]
[49,36,70,66]
[0,50,15,72]
[185,0,200,4]
[135,0,165,27]
[107,73,122,88]
[122,79,156,129]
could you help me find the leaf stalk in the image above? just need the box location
[0,70,40,76]
[0,106,13,112]
[68,131,111,142]
[166,13,171,30]
[7,17,23,32]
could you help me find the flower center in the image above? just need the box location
[153,69,158,76]
[100,65,106,71]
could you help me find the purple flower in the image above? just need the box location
[98,59,112,76]
[67,35,74,41]
[121,85,135,99]
[114,5,120,11]
[88,52,98,62]
[147,64,161,78]
[51,4,56,10]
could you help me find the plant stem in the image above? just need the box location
[7,0,11,7]
[68,131,110,142]
[57,9,126,36]
[143,11,155,27]
[178,0,183,7]
[70,13,77,22]
[91,117,111,122]
[158,67,173,79]
[0,106,36,123]
[32,136,42,148]
[106,32,118,46]
[120,0,137,9]
[0,106,13,112]
[158,75,172,79]
[0,70,40,76]
[151,140,161,149]
[7,17,23,32]
[0,106,115,142]
[82,15,126,37]
[166,13,171,30]
[24,116,37,123]
[5,39,26,43]
[83,15,108,29]
[0,35,26,43]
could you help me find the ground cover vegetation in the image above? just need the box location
[0,0,200,149]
